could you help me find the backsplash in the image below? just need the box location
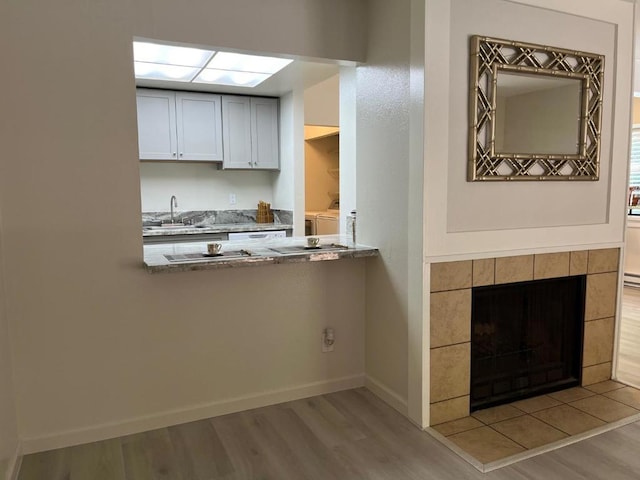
[142,209,293,227]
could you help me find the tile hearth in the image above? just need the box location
[430,381,640,468]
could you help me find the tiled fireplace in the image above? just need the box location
[429,248,619,425]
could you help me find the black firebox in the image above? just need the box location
[470,275,586,411]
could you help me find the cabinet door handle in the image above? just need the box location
[172,152,176,157]
[248,161,252,166]
[179,152,183,157]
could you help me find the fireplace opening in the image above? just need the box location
[471,275,586,411]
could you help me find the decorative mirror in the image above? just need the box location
[468,36,604,181]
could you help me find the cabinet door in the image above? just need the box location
[222,96,253,169]
[251,97,280,170]
[176,92,223,162]
[136,89,178,160]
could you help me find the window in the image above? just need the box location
[628,127,640,213]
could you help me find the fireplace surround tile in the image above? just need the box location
[472,258,495,286]
[582,362,612,385]
[431,344,470,403]
[447,427,526,463]
[429,248,619,425]
[533,252,570,280]
[588,248,620,274]
[570,250,588,275]
[548,387,594,403]
[511,395,562,413]
[603,387,640,409]
[495,255,533,284]
[569,395,639,422]
[432,415,483,436]
[431,260,472,292]
[584,380,626,394]
[530,404,606,435]
[471,404,525,425]
[585,272,618,321]
[491,415,568,449]
[430,396,469,425]
[582,317,614,367]
[430,289,471,348]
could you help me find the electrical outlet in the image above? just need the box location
[229,193,237,205]
[322,328,335,353]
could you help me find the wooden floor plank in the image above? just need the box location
[168,419,234,479]
[17,447,71,480]
[17,388,640,480]
[69,439,125,480]
[121,428,183,480]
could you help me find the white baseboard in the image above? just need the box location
[22,374,365,454]
[365,374,408,416]
[6,443,22,480]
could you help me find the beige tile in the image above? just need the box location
[511,395,562,414]
[585,272,617,321]
[473,258,495,287]
[570,395,639,423]
[431,416,483,436]
[534,252,570,280]
[430,344,470,403]
[582,363,612,386]
[448,426,525,464]
[471,405,524,425]
[588,248,620,274]
[584,380,626,394]
[430,396,469,425]
[570,251,588,276]
[492,415,568,449]
[582,317,614,367]
[431,261,472,292]
[548,387,595,403]
[603,387,640,409]
[430,290,471,348]
[495,255,534,285]
[531,405,605,435]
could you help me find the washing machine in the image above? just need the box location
[305,199,340,235]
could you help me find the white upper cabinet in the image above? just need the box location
[175,92,223,161]
[136,90,178,160]
[251,97,279,170]
[221,96,253,169]
[222,95,279,170]
[136,89,223,162]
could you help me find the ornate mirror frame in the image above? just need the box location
[468,35,604,181]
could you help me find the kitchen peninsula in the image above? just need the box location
[144,235,378,272]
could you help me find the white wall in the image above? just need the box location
[2,0,368,452]
[304,74,340,126]
[425,0,633,257]
[0,233,18,480]
[139,163,275,212]
[357,0,426,422]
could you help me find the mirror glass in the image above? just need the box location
[494,71,582,155]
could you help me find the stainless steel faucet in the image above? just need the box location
[170,195,178,224]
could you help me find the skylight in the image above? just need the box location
[133,41,293,88]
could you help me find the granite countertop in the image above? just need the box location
[142,223,293,237]
[144,235,378,273]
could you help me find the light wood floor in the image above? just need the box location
[17,388,640,479]
[618,286,640,387]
